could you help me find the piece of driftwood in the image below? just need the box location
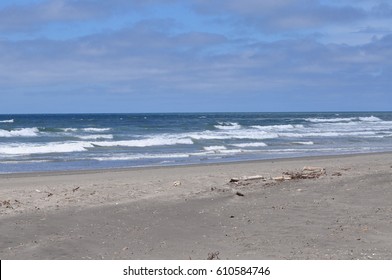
[272,175,292,181]
[229,175,264,182]
[303,166,324,171]
[235,191,245,197]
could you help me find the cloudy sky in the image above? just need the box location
[0,0,391,113]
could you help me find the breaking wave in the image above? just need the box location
[0,119,14,123]
[93,153,191,161]
[292,141,314,145]
[188,130,278,140]
[251,124,304,131]
[305,116,382,123]
[231,142,267,148]
[82,128,111,132]
[305,117,356,123]
[203,146,227,151]
[77,134,114,140]
[0,137,193,155]
[358,116,382,122]
[91,137,193,147]
[0,142,92,155]
[61,128,78,132]
[279,131,378,138]
[0,128,39,137]
[214,122,241,130]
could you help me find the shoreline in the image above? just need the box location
[1,152,392,259]
[1,150,391,178]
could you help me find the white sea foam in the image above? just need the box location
[77,134,114,140]
[231,142,267,148]
[203,146,227,151]
[251,124,304,131]
[62,128,78,132]
[218,149,244,154]
[0,128,39,137]
[94,153,190,161]
[215,122,241,130]
[200,148,243,155]
[310,121,392,134]
[293,141,314,145]
[361,134,392,138]
[359,116,382,122]
[83,128,111,132]
[194,147,245,156]
[0,119,14,123]
[0,142,93,155]
[279,131,377,138]
[305,117,357,123]
[306,116,383,123]
[92,137,193,147]
[188,130,278,140]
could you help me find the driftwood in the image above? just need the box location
[302,166,324,172]
[235,191,245,197]
[229,175,264,183]
[272,166,326,181]
[282,167,326,180]
[272,175,292,181]
[230,167,326,184]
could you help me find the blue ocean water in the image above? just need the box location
[1,112,392,173]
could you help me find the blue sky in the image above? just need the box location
[0,0,391,113]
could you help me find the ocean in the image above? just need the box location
[1,112,392,173]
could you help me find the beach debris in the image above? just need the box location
[172,181,182,187]
[271,167,326,182]
[303,166,324,172]
[35,189,41,193]
[272,175,292,181]
[72,186,80,192]
[332,172,342,176]
[235,191,245,197]
[282,167,326,180]
[1,200,12,209]
[207,251,220,260]
[229,175,264,183]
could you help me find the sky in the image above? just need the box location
[0,0,391,113]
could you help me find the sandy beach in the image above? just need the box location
[1,152,392,259]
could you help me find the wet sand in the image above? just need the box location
[1,153,392,259]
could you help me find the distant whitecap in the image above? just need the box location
[0,119,14,123]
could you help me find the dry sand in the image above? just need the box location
[1,153,392,259]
